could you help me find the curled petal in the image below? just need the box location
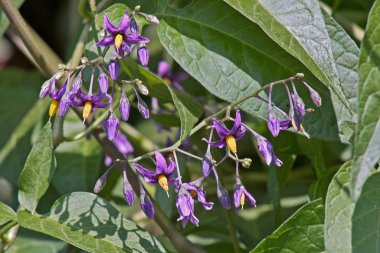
[134,163,157,182]
[212,119,229,139]
[203,139,226,149]
[154,151,167,175]
[96,36,115,47]
[104,13,118,34]
[231,110,242,134]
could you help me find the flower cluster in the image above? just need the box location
[39,9,158,143]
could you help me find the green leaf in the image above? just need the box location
[325,161,354,253]
[6,232,66,253]
[250,199,325,253]
[0,201,16,225]
[53,138,101,195]
[18,121,55,212]
[17,192,165,253]
[352,172,380,252]
[156,0,358,142]
[223,0,352,113]
[351,0,380,200]
[0,0,24,38]
[120,58,203,140]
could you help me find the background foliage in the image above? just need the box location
[0,0,379,252]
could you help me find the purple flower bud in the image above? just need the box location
[302,80,322,107]
[123,170,134,206]
[119,91,130,121]
[137,46,149,66]
[72,73,82,94]
[108,59,120,81]
[140,189,154,219]
[39,78,53,98]
[94,168,112,193]
[202,151,214,177]
[137,84,149,96]
[217,183,230,209]
[267,112,280,137]
[255,135,282,167]
[98,71,109,94]
[137,97,150,119]
[103,112,119,141]
[130,17,139,34]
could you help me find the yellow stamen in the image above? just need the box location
[240,192,245,210]
[114,34,123,49]
[49,99,59,118]
[158,174,169,193]
[225,135,237,154]
[83,101,93,122]
[190,190,197,198]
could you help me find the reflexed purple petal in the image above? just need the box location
[267,112,280,137]
[39,79,52,98]
[158,61,170,77]
[96,36,115,47]
[212,119,229,139]
[56,83,67,100]
[203,139,226,149]
[256,135,272,166]
[235,126,246,140]
[98,72,109,94]
[217,183,230,209]
[123,170,134,205]
[137,46,149,66]
[59,95,70,116]
[176,193,198,227]
[130,17,139,34]
[279,118,291,130]
[108,59,120,81]
[137,97,150,119]
[231,110,242,134]
[134,163,157,181]
[72,74,82,94]
[166,159,176,176]
[104,13,118,34]
[154,151,167,175]
[103,113,119,141]
[243,189,256,207]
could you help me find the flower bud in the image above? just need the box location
[137,46,149,66]
[242,158,252,169]
[54,70,64,80]
[100,29,107,38]
[217,183,230,209]
[137,83,149,96]
[103,112,119,141]
[39,79,52,98]
[98,71,109,94]
[94,170,110,193]
[301,80,322,107]
[80,57,89,65]
[146,15,159,24]
[119,91,130,121]
[130,17,139,34]
[202,151,214,177]
[123,170,134,206]
[108,59,120,81]
[137,96,150,119]
[140,189,154,219]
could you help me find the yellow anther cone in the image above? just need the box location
[49,100,59,118]
[114,34,123,49]
[83,101,93,122]
[226,135,237,154]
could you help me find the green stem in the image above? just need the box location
[176,148,203,161]
[224,205,240,253]
[0,221,17,238]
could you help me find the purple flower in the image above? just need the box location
[103,112,119,141]
[233,185,256,210]
[133,152,177,194]
[137,45,149,66]
[73,89,110,121]
[182,179,214,210]
[47,82,67,117]
[204,110,245,154]
[104,133,134,166]
[267,85,280,137]
[157,61,188,90]
[176,192,199,228]
[123,170,134,206]
[108,58,120,81]
[301,80,322,107]
[96,12,149,57]
[140,186,154,219]
[255,134,282,167]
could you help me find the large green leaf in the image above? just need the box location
[351,0,380,200]
[223,0,352,113]
[0,201,16,225]
[0,0,24,38]
[352,172,380,252]
[250,199,325,253]
[121,58,203,140]
[325,161,354,253]
[18,121,55,212]
[156,0,358,142]
[6,231,66,253]
[17,192,165,253]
